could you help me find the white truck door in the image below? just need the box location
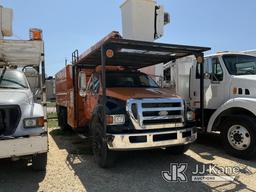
[190,58,211,108]
[206,57,226,109]
[190,56,227,109]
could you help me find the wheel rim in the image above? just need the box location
[227,124,251,151]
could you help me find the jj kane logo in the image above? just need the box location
[162,163,239,182]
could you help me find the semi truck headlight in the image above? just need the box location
[186,111,195,121]
[107,114,125,125]
[24,117,45,128]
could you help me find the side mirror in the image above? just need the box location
[204,73,211,80]
[78,72,87,97]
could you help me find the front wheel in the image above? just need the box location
[221,116,256,159]
[32,153,47,171]
[91,118,116,168]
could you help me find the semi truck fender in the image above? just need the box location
[207,98,256,133]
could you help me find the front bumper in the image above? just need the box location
[0,135,48,159]
[107,127,197,150]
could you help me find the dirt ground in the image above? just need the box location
[0,129,256,192]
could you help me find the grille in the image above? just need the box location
[0,105,21,136]
[127,98,184,130]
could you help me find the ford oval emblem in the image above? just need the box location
[159,110,168,116]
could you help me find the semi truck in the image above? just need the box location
[164,51,256,159]
[55,31,210,167]
[0,6,48,170]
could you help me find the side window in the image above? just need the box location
[212,58,223,82]
[88,74,100,93]
[92,76,100,93]
[196,63,201,79]
[87,75,94,91]
[196,58,209,79]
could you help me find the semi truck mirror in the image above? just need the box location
[204,72,211,80]
[33,88,41,101]
[78,71,87,96]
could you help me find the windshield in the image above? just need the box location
[0,69,29,89]
[106,71,159,88]
[223,54,256,75]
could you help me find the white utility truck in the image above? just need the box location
[164,52,256,159]
[0,6,48,170]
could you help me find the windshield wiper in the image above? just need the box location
[0,67,7,84]
[0,86,20,89]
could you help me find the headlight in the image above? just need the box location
[106,114,125,125]
[186,111,195,121]
[23,117,45,128]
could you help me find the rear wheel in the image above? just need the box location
[57,106,70,131]
[221,116,256,159]
[91,118,116,168]
[165,144,190,155]
[32,153,47,171]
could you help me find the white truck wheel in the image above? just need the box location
[221,116,256,159]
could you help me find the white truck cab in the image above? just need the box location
[189,52,256,159]
[0,12,48,170]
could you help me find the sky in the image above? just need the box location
[1,0,256,76]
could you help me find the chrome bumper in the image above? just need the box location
[107,128,197,150]
[0,135,48,159]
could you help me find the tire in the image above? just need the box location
[32,153,47,171]
[221,116,256,160]
[57,106,70,131]
[91,118,116,168]
[165,144,191,155]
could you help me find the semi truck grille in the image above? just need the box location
[0,105,21,136]
[127,98,184,130]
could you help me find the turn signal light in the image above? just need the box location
[106,115,125,125]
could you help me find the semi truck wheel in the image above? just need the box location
[32,153,47,171]
[57,106,70,131]
[165,144,190,155]
[91,118,116,168]
[221,116,256,159]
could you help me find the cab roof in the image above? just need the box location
[205,51,256,58]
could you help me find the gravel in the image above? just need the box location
[0,129,255,192]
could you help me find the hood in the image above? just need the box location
[231,75,256,97]
[106,88,179,101]
[233,75,256,81]
[0,89,32,105]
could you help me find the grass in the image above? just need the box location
[48,119,58,129]
[47,112,58,128]
[47,112,57,119]
[46,102,56,108]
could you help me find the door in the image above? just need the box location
[206,57,226,109]
[190,58,211,108]
[85,74,100,121]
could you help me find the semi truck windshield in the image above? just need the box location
[223,54,256,75]
[106,71,159,88]
[0,69,29,89]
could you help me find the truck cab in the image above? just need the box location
[82,67,197,147]
[0,29,48,170]
[189,52,256,159]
